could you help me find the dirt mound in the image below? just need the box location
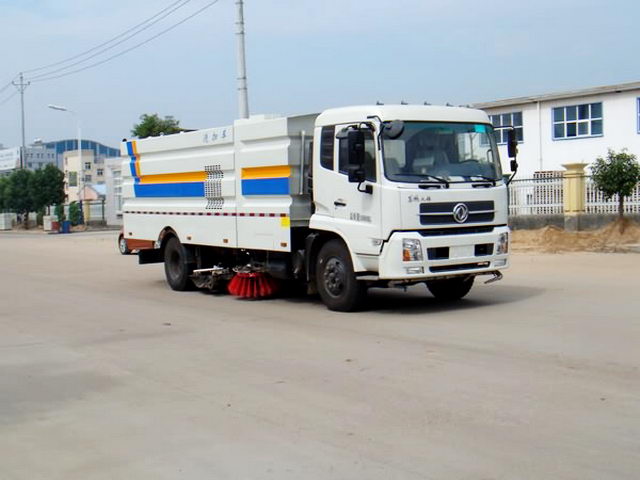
[512,218,640,253]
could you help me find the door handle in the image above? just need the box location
[334,200,347,207]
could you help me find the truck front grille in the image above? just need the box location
[418,226,496,236]
[419,201,494,225]
[430,262,491,273]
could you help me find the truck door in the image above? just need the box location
[312,125,382,256]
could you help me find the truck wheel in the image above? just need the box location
[316,240,366,312]
[118,234,131,255]
[426,276,474,301]
[163,236,195,291]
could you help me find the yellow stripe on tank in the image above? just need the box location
[131,141,141,177]
[139,171,207,184]
[241,165,291,179]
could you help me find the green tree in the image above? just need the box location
[39,164,65,212]
[68,201,81,226]
[591,149,640,218]
[27,165,66,223]
[5,169,35,227]
[54,203,65,222]
[0,176,8,211]
[30,168,48,214]
[131,113,181,139]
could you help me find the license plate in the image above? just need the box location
[450,245,474,258]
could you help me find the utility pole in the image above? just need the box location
[235,0,249,119]
[12,72,30,169]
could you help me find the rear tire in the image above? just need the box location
[118,234,131,255]
[316,240,366,312]
[163,236,195,291]
[426,276,474,301]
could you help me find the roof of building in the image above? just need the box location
[87,184,107,197]
[472,80,640,109]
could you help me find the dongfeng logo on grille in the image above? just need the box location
[452,203,469,223]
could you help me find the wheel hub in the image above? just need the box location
[323,257,346,297]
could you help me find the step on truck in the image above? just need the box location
[121,105,518,311]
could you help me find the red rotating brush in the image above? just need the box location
[228,272,279,299]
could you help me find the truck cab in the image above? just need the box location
[308,106,510,309]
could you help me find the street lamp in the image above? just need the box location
[48,104,84,221]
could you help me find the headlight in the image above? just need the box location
[496,232,509,255]
[402,239,423,262]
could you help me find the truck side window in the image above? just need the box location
[320,126,335,170]
[338,130,376,182]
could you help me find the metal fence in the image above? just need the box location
[508,176,564,216]
[509,175,640,216]
[585,177,640,214]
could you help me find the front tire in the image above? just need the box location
[316,240,366,312]
[163,236,195,291]
[426,276,474,301]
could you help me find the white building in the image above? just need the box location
[0,147,20,175]
[63,149,110,202]
[474,81,640,178]
[104,157,124,226]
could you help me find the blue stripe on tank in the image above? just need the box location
[241,177,289,196]
[133,182,205,198]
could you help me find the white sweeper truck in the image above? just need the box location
[119,104,518,311]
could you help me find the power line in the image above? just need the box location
[31,0,221,84]
[0,91,18,107]
[23,0,189,75]
[0,81,14,96]
[27,0,193,80]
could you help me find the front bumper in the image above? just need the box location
[373,226,510,281]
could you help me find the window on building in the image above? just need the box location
[553,102,603,139]
[84,174,92,182]
[84,162,91,170]
[68,172,77,187]
[97,168,104,176]
[489,112,523,144]
[320,126,335,170]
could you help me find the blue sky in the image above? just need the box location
[0,0,638,149]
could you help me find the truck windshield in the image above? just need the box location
[382,122,502,183]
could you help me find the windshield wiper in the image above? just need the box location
[419,174,450,186]
[466,175,497,185]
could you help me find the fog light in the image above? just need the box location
[496,232,509,255]
[406,266,425,275]
[494,259,507,267]
[402,239,423,262]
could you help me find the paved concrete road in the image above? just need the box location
[1,232,639,480]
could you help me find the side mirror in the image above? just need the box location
[507,128,518,159]
[383,120,405,139]
[336,127,349,140]
[337,128,367,184]
[347,165,366,183]
[510,159,518,172]
[347,129,365,167]
[343,130,365,183]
